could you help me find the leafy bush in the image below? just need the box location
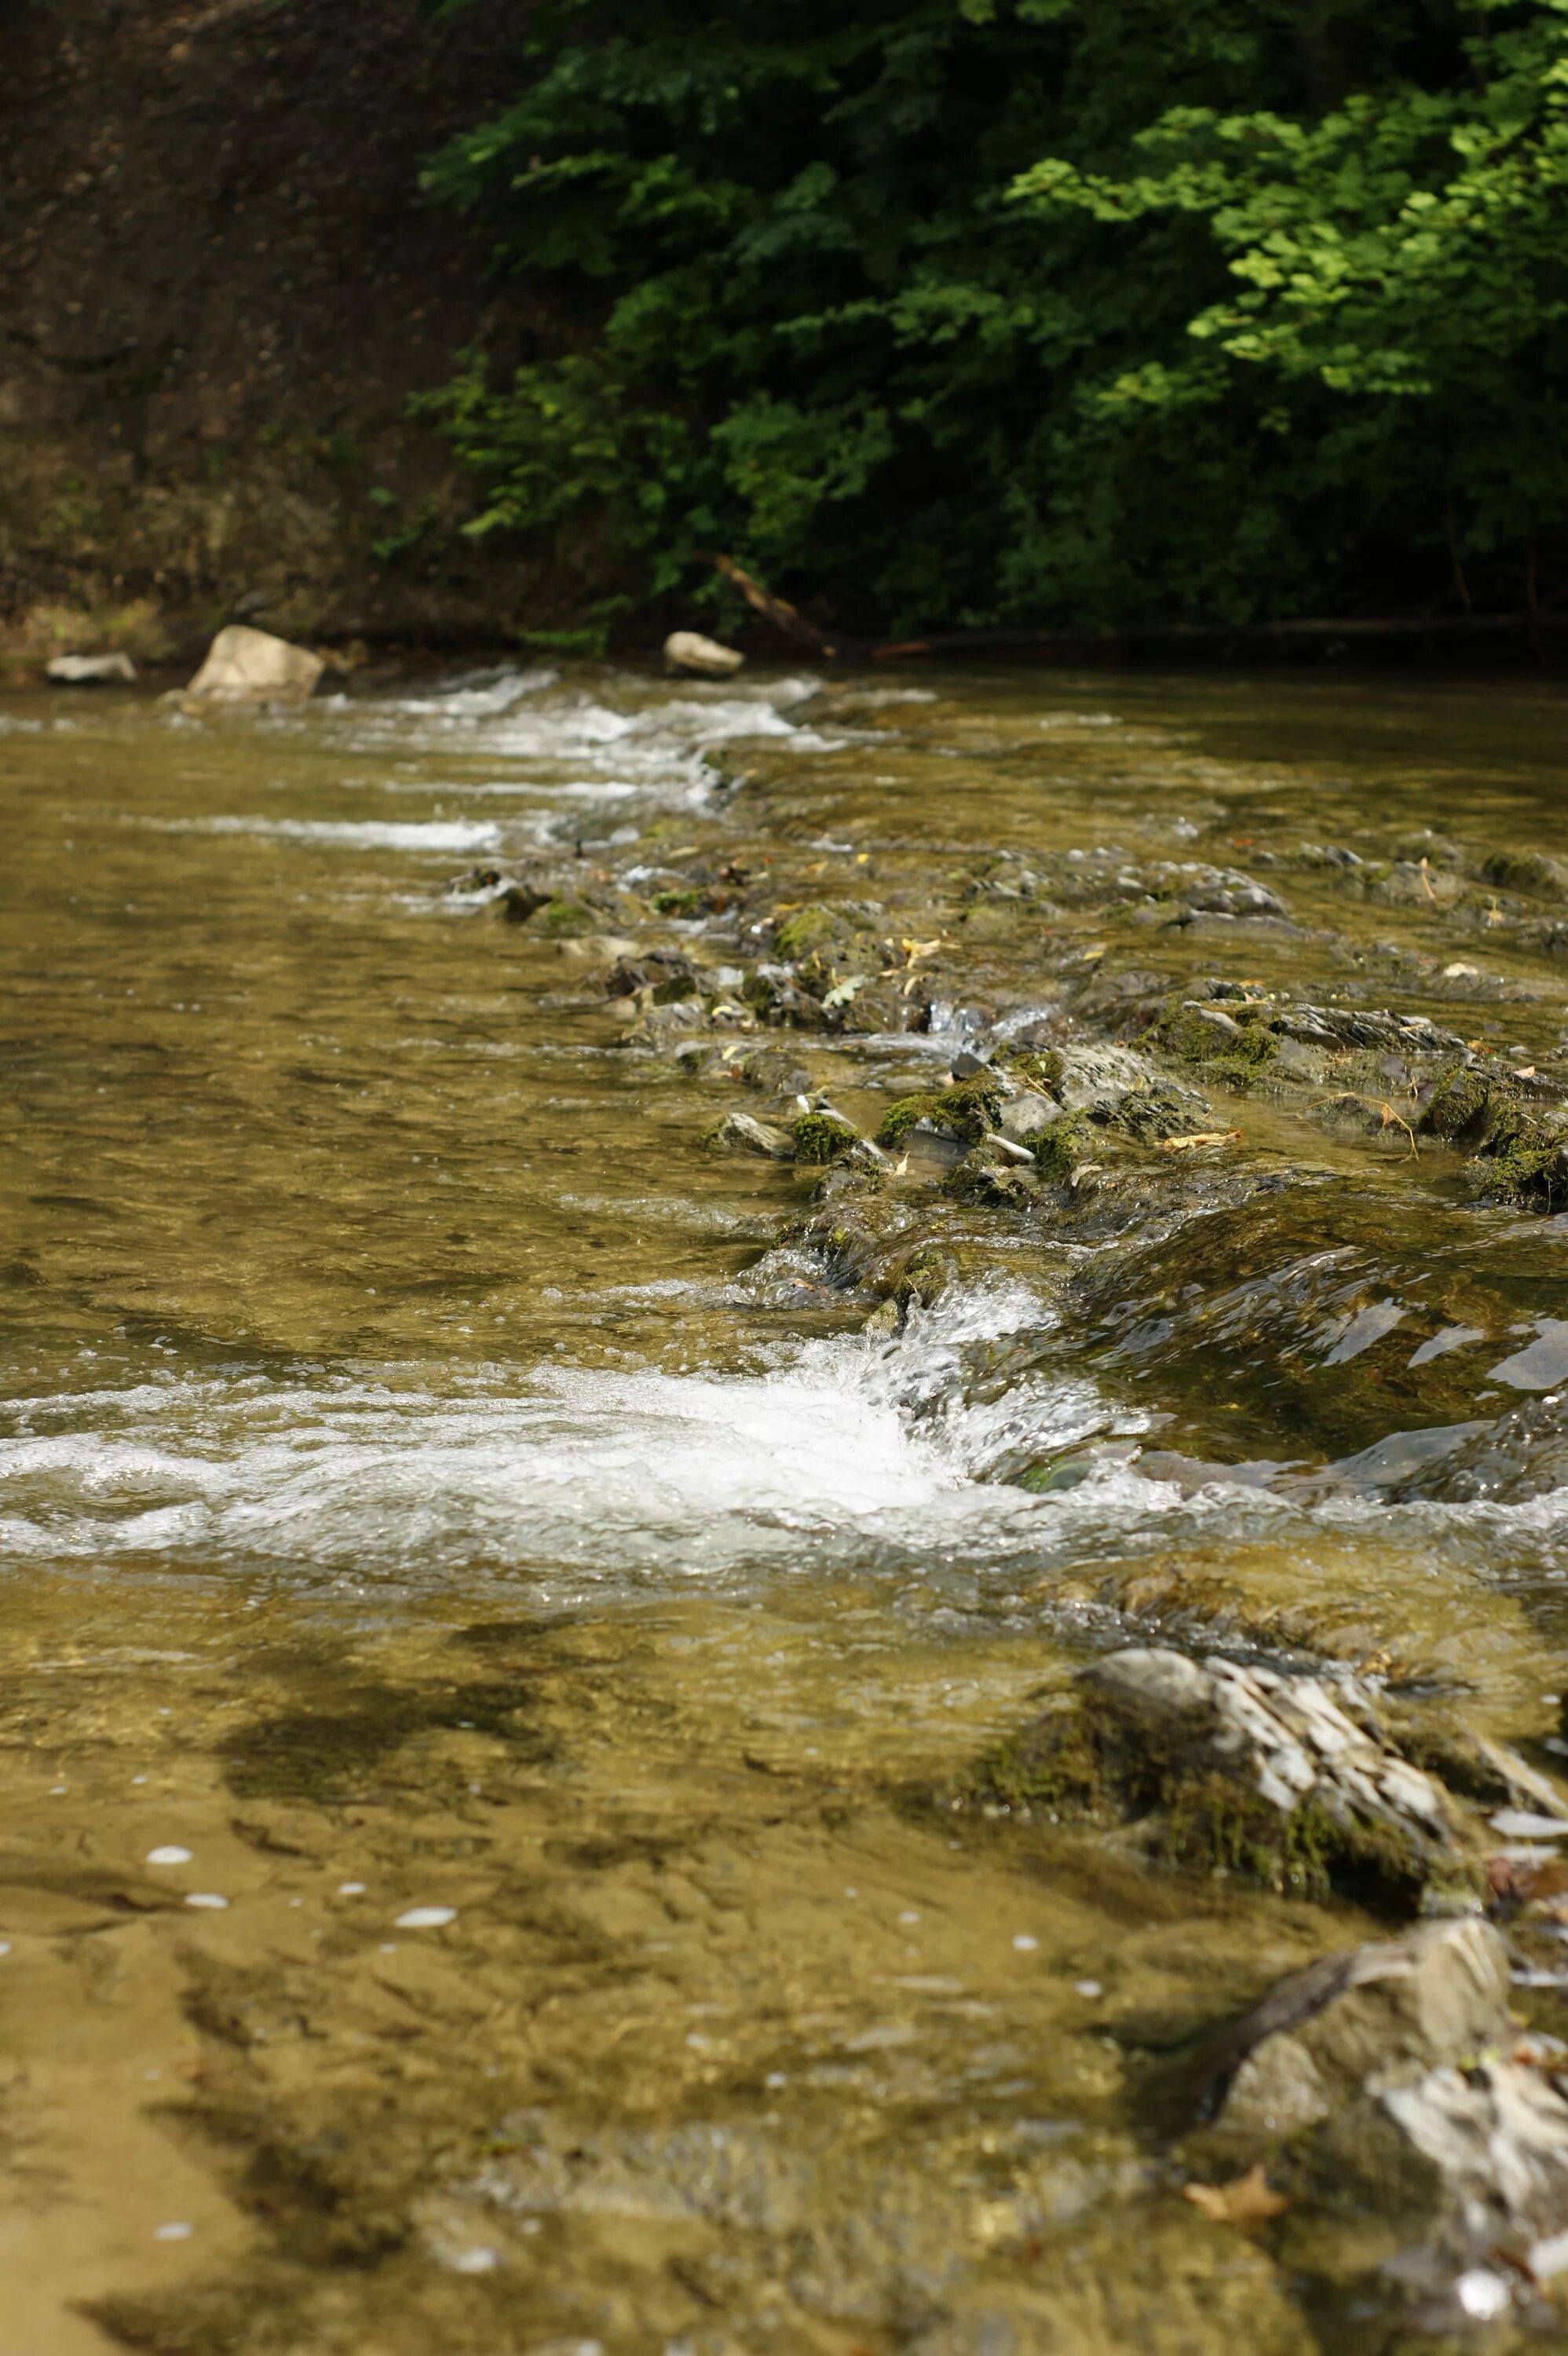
[423,0,1568,631]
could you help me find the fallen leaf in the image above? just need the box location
[901,936,943,964]
[1160,1129,1242,1154]
[1183,2163,1290,2229]
[1514,1065,1537,1080]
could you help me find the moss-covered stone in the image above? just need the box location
[1420,1058,1492,1141]
[773,902,850,960]
[942,1145,1038,1205]
[791,1110,860,1164]
[1158,1004,1279,1081]
[1478,848,1568,898]
[532,895,599,938]
[873,1070,1007,1151]
[993,1044,1065,1096]
[1029,1110,1093,1180]
[950,1649,1481,1910]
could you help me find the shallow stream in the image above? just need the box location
[5,660,1568,2352]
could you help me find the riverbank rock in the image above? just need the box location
[186,624,324,704]
[965,1647,1482,1905]
[45,650,136,684]
[663,630,744,677]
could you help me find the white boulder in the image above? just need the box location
[46,652,137,686]
[187,624,323,704]
[663,630,744,677]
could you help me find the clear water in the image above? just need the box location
[5,660,1568,2352]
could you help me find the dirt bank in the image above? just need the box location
[0,0,586,671]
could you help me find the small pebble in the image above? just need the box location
[146,1846,192,1867]
[1074,1979,1102,1999]
[1011,1934,1038,1953]
[154,2222,193,2243]
[450,2247,498,2275]
[185,1893,228,1911]
[396,1905,457,1930]
[897,1909,920,1925]
[338,1881,366,1897]
[0,1941,11,1958]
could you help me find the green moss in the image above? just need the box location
[649,886,704,917]
[873,1070,1005,1151]
[958,1691,1449,1908]
[890,1243,952,1310]
[1029,1111,1091,1180]
[1479,848,1568,897]
[773,902,846,960]
[791,1110,859,1164]
[993,1044,1065,1095]
[532,896,598,938]
[1422,1059,1491,1141]
[942,1148,1036,1205]
[1480,1124,1568,1212]
[975,1706,1106,1815]
[1160,1006,1277,1074]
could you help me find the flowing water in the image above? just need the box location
[5,660,1568,2353]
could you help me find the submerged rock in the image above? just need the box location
[709,1110,791,1158]
[966,1647,1484,1906]
[1204,1918,1513,2133]
[45,650,136,685]
[1197,1919,1568,2325]
[605,949,700,1003]
[186,624,324,704]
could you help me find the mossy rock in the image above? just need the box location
[532,896,600,938]
[1029,1110,1093,1181]
[952,1649,1478,1911]
[993,1044,1065,1095]
[1478,848,1568,898]
[1159,1004,1278,1076]
[1420,1059,1492,1142]
[874,1070,1006,1151]
[773,902,856,960]
[791,1110,860,1165]
[942,1147,1038,1206]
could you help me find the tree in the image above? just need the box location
[422,0,1568,633]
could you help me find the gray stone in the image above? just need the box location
[997,1092,1059,1140]
[663,631,744,677]
[1210,1919,1513,2134]
[46,651,136,684]
[711,1110,791,1158]
[187,624,324,704]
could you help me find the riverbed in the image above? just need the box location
[5,660,1568,2353]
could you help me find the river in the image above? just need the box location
[5,659,1568,2352]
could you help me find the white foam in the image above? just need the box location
[166,818,503,852]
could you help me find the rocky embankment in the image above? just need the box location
[444,696,1568,2330]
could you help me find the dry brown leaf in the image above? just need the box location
[1159,1129,1242,1154]
[1183,2163,1290,2229]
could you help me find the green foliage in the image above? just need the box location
[423,0,1568,628]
